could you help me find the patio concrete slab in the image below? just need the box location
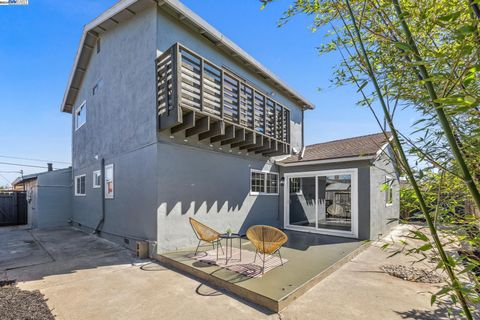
[0,225,461,319]
[156,230,366,311]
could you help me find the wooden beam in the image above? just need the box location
[263,142,287,156]
[241,135,263,150]
[251,138,272,153]
[210,125,234,143]
[231,131,256,148]
[186,116,210,137]
[258,140,278,155]
[199,121,225,141]
[170,111,195,134]
[221,128,245,146]
[161,107,184,131]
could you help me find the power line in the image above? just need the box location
[0,174,11,185]
[0,161,56,169]
[0,155,71,165]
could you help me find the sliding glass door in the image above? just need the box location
[285,169,358,238]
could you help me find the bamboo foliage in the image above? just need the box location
[260,0,480,317]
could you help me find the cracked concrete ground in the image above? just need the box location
[0,226,458,319]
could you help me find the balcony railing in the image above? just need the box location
[156,43,291,156]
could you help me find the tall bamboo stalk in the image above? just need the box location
[391,0,480,213]
[343,0,473,317]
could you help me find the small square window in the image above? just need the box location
[289,178,301,194]
[250,170,278,195]
[75,101,86,130]
[105,164,114,199]
[75,175,86,196]
[93,170,101,188]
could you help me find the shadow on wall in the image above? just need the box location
[157,193,280,235]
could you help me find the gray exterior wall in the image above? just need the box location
[21,168,72,229]
[156,142,280,252]
[69,3,303,252]
[369,150,400,239]
[36,168,72,228]
[71,3,159,247]
[279,160,372,240]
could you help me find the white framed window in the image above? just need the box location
[385,176,394,206]
[289,177,301,194]
[75,101,86,130]
[93,170,101,188]
[104,164,114,199]
[250,170,278,195]
[75,175,86,196]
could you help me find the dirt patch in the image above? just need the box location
[0,285,54,320]
[381,264,444,283]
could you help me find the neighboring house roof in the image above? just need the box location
[11,173,39,187]
[12,167,72,187]
[280,132,392,165]
[61,0,315,113]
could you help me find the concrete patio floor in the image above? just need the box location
[0,226,457,319]
[157,230,366,311]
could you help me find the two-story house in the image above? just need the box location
[61,0,399,253]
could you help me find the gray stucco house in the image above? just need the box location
[60,0,399,253]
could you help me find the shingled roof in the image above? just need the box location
[281,132,391,164]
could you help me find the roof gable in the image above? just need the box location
[281,132,391,164]
[61,0,315,113]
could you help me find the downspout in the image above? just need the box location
[94,158,105,233]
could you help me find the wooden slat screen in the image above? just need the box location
[179,48,202,110]
[265,98,275,137]
[223,73,240,123]
[254,92,265,134]
[275,104,283,140]
[156,48,174,116]
[202,62,222,117]
[240,84,254,129]
[158,43,292,146]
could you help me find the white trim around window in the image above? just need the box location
[74,174,86,196]
[249,169,279,196]
[104,164,114,199]
[75,100,86,130]
[283,168,359,239]
[93,170,101,188]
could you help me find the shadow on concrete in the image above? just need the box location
[394,305,464,320]
[1,227,139,283]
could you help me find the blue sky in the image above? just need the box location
[0,0,415,186]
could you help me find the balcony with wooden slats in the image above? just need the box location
[156,43,291,157]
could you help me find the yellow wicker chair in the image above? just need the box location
[246,225,288,273]
[189,218,223,255]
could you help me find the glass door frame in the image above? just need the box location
[283,168,359,238]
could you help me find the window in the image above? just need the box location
[104,164,114,199]
[75,175,86,196]
[250,170,278,195]
[385,176,393,206]
[266,173,278,194]
[289,178,301,194]
[75,101,86,130]
[93,170,101,188]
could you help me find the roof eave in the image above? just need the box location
[60,0,315,113]
[277,155,376,167]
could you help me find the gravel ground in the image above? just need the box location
[0,284,54,320]
[381,264,444,283]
